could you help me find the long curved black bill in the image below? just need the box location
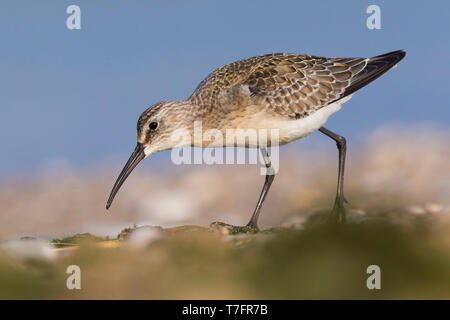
[106,143,145,210]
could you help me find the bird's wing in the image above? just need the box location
[189,51,405,119]
[239,54,370,119]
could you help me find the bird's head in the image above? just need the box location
[106,100,194,209]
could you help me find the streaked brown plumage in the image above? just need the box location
[189,51,402,120]
[107,50,406,227]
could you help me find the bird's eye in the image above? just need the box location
[149,121,158,130]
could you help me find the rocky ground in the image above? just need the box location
[2,208,450,299]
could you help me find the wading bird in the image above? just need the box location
[106,50,405,228]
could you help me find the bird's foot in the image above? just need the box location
[328,196,347,224]
[210,221,259,235]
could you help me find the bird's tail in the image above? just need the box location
[342,50,406,98]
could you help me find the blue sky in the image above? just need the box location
[0,0,449,176]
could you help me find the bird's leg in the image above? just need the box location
[319,127,347,223]
[246,147,276,230]
[210,148,275,233]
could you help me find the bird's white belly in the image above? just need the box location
[232,95,351,146]
[277,100,344,144]
[212,95,352,148]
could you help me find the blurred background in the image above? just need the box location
[1,0,449,238]
[0,1,450,299]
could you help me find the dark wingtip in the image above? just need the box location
[340,49,407,98]
[392,49,406,62]
[373,49,406,63]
